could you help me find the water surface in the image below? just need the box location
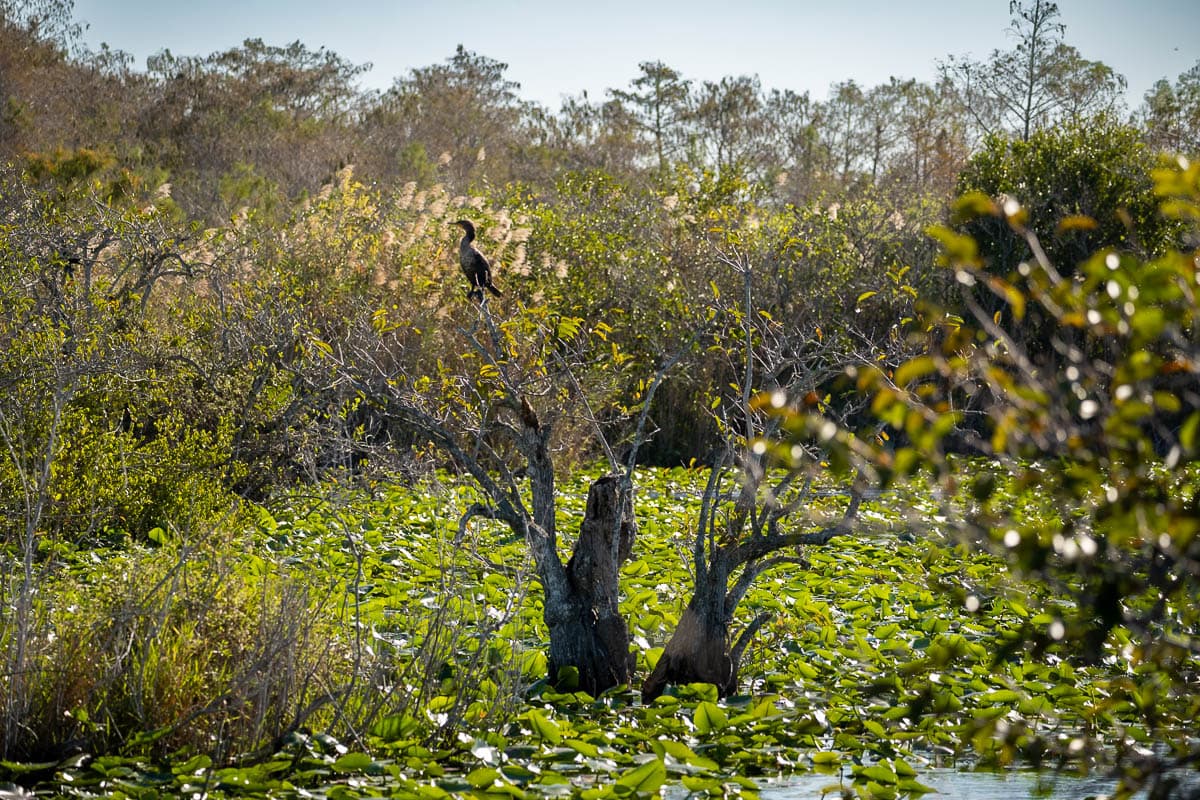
[757,769,1122,799]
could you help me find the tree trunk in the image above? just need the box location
[367,332,645,698]
[544,475,636,695]
[642,601,735,702]
[642,560,738,702]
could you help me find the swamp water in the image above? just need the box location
[754,769,1146,799]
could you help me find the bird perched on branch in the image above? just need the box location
[451,219,502,302]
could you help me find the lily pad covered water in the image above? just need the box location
[6,467,1195,798]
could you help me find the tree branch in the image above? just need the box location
[725,555,808,616]
[727,489,861,568]
[456,502,503,545]
[730,612,772,672]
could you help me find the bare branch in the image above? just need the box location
[767,471,814,537]
[730,612,772,672]
[727,488,862,568]
[456,502,503,546]
[550,347,619,472]
[725,554,808,616]
[696,448,730,587]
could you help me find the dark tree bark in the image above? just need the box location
[636,250,876,702]
[340,307,680,698]
[641,455,862,703]
[383,388,637,697]
[643,581,736,701]
[510,400,637,695]
[549,475,637,693]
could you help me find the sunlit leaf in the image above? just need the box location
[526,710,562,745]
[694,701,728,734]
[1056,214,1098,232]
[615,759,666,794]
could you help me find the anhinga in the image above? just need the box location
[451,219,502,301]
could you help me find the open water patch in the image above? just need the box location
[753,768,1150,799]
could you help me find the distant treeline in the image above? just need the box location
[2,1,1197,221]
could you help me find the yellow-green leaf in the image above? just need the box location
[694,701,728,734]
[616,759,666,793]
[526,710,562,745]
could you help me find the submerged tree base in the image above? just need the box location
[548,475,637,694]
[643,604,734,701]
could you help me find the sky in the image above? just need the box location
[69,0,1199,110]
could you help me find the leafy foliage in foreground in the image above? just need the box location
[841,156,1200,798]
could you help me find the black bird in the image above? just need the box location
[451,219,502,302]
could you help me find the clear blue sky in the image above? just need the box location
[70,0,1199,109]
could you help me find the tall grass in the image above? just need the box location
[0,480,539,764]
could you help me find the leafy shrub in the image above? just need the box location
[854,157,1200,793]
[953,116,1185,361]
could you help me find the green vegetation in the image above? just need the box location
[1,1,1199,797]
[7,468,1198,798]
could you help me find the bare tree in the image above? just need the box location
[689,75,772,179]
[139,39,366,217]
[940,0,1126,142]
[320,301,691,695]
[890,77,969,196]
[642,248,896,700]
[764,88,830,201]
[364,46,529,190]
[0,0,83,52]
[1139,59,1200,156]
[821,80,869,186]
[521,95,647,180]
[0,169,217,756]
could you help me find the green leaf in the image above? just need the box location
[898,778,937,794]
[466,767,501,789]
[986,276,1026,321]
[555,665,580,690]
[526,710,562,745]
[372,713,420,741]
[653,739,718,771]
[980,689,1020,704]
[615,759,666,794]
[694,701,728,734]
[173,754,212,774]
[565,738,599,757]
[951,191,999,221]
[894,356,936,387]
[556,316,583,340]
[864,780,898,799]
[0,760,59,775]
[857,764,897,784]
[1180,410,1200,451]
[332,752,373,773]
[675,682,718,702]
[927,224,981,267]
[681,775,723,792]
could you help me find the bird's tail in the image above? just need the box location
[486,284,502,297]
